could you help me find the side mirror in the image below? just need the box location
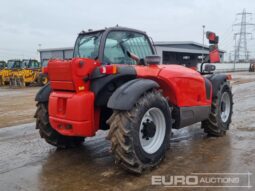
[145,55,161,65]
[204,64,216,73]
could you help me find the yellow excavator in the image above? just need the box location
[10,59,41,87]
[0,59,22,86]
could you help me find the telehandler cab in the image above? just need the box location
[35,27,233,174]
[0,61,6,70]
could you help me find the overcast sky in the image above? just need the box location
[0,0,255,60]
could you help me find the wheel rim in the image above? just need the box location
[42,77,48,85]
[220,92,231,123]
[139,107,166,154]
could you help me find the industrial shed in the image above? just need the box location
[39,47,73,66]
[38,41,225,66]
[154,41,225,67]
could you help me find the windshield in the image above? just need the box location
[22,60,29,68]
[0,62,5,68]
[7,61,15,69]
[73,32,102,59]
[6,60,21,69]
[103,31,153,64]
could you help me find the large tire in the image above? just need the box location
[202,81,233,136]
[107,90,171,174]
[0,76,3,86]
[38,74,48,86]
[16,77,26,87]
[35,102,85,148]
[9,77,15,87]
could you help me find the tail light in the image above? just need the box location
[227,74,232,80]
[99,65,117,74]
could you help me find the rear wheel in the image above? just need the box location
[0,76,3,86]
[9,77,15,87]
[35,102,85,148]
[17,77,26,87]
[107,90,171,174]
[202,81,233,136]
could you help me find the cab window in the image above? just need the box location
[31,60,39,68]
[103,31,153,64]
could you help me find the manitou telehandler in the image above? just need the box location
[35,27,233,174]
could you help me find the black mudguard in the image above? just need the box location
[203,77,212,100]
[206,74,228,98]
[35,83,52,102]
[90,66,136,106]
[90,66,136,95]
[107,79,159,111]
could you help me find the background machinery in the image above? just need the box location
[249,60,255,72]
[37,66,49,86]
[0,61,6,70]
[0,59,22,86]
[10,59,41,87]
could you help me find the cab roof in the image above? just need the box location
[78,26,147,36]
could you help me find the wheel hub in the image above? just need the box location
[141,119,156,140]
[221,102,226,112]
[139,107,166,154]
[220,92,231,123]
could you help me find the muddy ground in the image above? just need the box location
[0,72,255,191]
[0,87,39,128]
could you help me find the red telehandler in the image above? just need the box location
[35,27,233,174]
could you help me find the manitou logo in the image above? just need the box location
[152,176,198,186]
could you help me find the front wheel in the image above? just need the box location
[107,90,171,174]
[202,81,233,136]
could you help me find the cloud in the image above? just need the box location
[0,0,254,60]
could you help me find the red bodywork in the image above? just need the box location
[47,59,212,137]
[135,65,211,107]
[209,49,220,63]
[207,32,216,42]
[206,31,221,63]
[48,58,101,137]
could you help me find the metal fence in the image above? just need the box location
[197,63,250,73]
